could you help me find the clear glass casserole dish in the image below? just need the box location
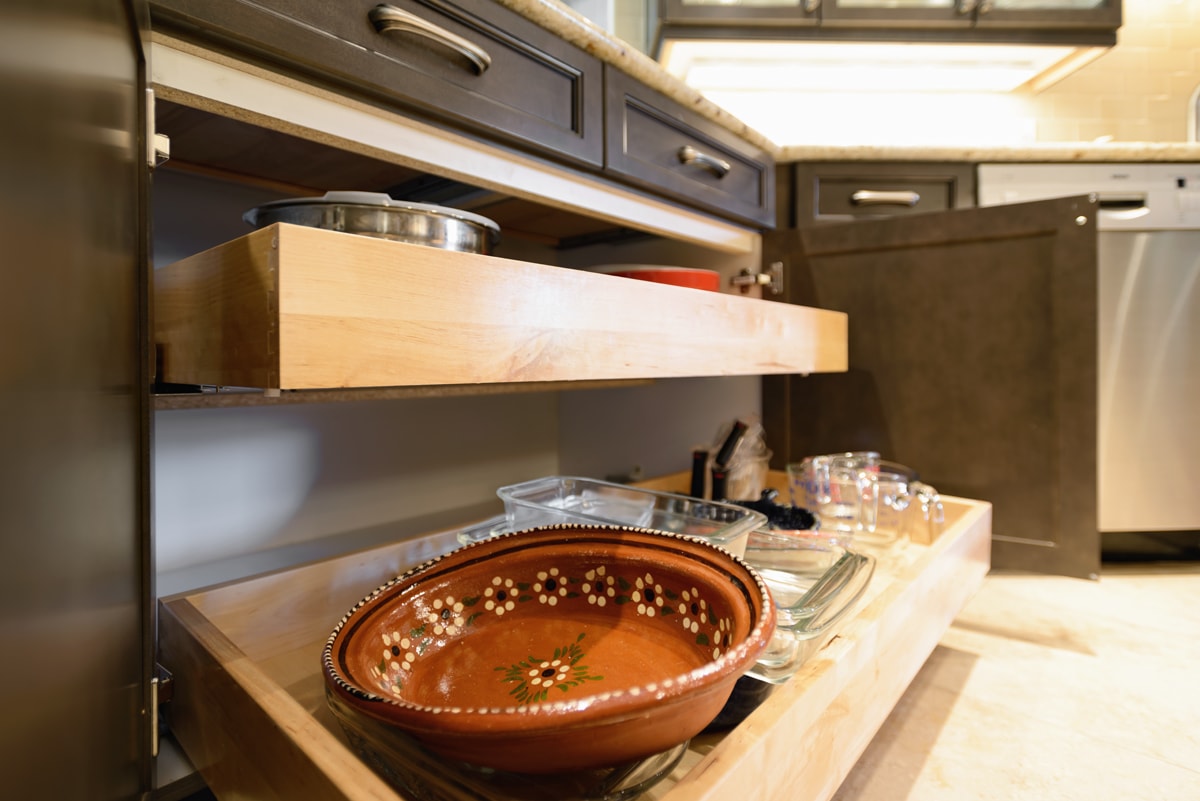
[744,527,874,683]
[493,476,767,557]
[705,528,874,731]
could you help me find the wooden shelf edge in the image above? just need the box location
[152,378,654,410]
[154,224,848,391]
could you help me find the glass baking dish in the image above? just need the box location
[743,528,874,683]
[490,476,767,557]
[705,529,874,732]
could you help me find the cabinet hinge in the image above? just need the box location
[731,261,784,296]
[145,88,171,170]
[150,663,175,758]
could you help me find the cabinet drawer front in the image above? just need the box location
[604,69,774,228]
[793,163,976,224]
[150,0,603,167]
[818,177,955,218]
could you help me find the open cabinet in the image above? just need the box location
[763,194,1100,579]
[141,6,1002,801]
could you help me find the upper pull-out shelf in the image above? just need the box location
[154,223,847,392]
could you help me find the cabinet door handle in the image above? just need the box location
[368,4,492,75]
[804,0,821,12]
[956,0,977,14]
[850,189,921,207]
[678,145,731,179]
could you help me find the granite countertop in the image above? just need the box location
[498,0,1200,164]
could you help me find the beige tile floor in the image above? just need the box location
[833,563,1200,800]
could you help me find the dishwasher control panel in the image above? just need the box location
[977,163,1200,230]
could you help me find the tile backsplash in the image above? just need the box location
[1029,0,1200,143]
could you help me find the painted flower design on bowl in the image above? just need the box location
[323,524,775,774]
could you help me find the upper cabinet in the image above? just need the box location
[820,0,1120,30]
[659,0,1120,40]
[660,0,820,27]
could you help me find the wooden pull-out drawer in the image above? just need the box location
[153,223,846,391]
[157,480,991,801]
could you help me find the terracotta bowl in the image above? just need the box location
[323,524,775,775]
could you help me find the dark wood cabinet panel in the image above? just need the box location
[149,0,604,167]
[763,195,1100,578]
[658,0,1119,44]
[973,0,1120,31]
[788,162,976,226]
[604,67,775,227]
[660,0,820,27]
[820,1,972,28]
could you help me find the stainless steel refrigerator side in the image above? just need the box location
[0,1,152,798]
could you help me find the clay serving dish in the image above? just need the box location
[323,524,775,775]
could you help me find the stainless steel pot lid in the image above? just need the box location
[243,191,500,254]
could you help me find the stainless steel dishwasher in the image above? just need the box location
[979,163,1200,556]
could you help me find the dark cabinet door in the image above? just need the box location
[763,196,1100,578]
[0,0,151,797]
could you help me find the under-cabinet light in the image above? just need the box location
[660,40,1106,94]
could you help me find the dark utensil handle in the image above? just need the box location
[710,467,728,502]
[690,449,709,499]
[714,420,748,468]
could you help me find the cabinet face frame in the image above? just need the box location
[149,39,762,254]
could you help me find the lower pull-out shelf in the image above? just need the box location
[157,490,991,801]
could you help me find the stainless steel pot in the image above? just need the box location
[243,191,500,254]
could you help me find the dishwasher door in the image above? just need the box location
[1098,230,1200,532]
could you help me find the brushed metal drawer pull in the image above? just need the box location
[678,145,731,179]
[850,189,921,207]
[369,4,492,75]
